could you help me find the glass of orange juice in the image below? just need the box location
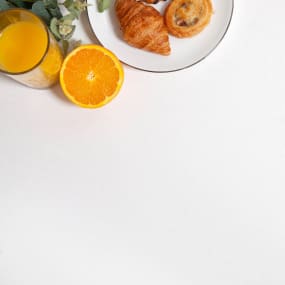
[0,8,63,88]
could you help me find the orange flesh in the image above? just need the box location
[62,49,120,105]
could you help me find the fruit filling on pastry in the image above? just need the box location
[165,0,213,38]
[174,1,202,27]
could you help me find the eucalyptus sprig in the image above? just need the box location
[0,0,88,54]
[97,0,110,12]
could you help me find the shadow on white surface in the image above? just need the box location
[81,11,101,45]
[50,84,74,106]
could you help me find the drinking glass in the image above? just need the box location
[0,8,63,88]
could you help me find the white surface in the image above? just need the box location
[86,0,233,72]
[1,1,285,284]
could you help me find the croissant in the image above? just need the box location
[115,0,171,56]
[165,0,213,38]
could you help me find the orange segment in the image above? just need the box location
[60,45,124,108]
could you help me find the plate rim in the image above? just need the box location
[86,0,235,73]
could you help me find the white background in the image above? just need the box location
[1,0,285,284]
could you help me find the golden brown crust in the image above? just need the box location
[164,0,213,38]
[142,0,166,4]
[115,0,171,55]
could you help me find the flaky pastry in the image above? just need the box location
[115,0,171,55]
[164,0,213,38]
[142,0,166,4]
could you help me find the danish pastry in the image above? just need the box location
[115,0,171,55]
[142,0,166,4]
[164,0,213,38]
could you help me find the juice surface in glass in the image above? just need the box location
[0,9,63,88]
[0,21,48,73]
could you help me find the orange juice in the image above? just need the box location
[0,21,48,73]
[0,9,63,88]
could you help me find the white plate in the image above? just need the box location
[86,0,234,72]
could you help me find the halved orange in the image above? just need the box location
[60,45,124,108]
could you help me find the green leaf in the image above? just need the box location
[9,0,27,8]
[49,17,61,39]
[32,1,51,24]
[43,0,56,8]
[63,0,72,8]
[47,6,62,18]
[97,0,110,12]
[0,0,14,10]
[64,26,75,40]
[66,6,80,18]
[61,13,76,22]
[63,0,86,18]
[59,22,75,39]
[21,0,33,8]
[63,0,79,18]
[61,39,69,56]
[73,0,88,12]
